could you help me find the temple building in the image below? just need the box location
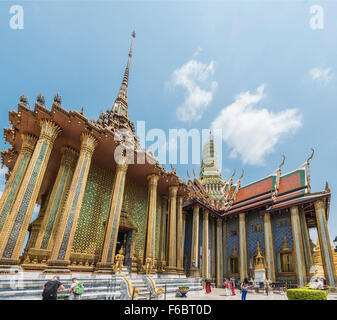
[184,134,336,288]
[0,32,335,299]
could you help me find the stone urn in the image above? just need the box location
[178,286,189,297]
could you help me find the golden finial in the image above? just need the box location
[325,181,331,193]
[170,164,176,173]
[307,148,314,163]
[230,169,236,179]
[193,168,197,179]
[187,169,191,181]
[279,155,285,168]
[239,169,244,180]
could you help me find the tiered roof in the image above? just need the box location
[185,145,330,224]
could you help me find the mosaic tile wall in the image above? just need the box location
[72,163,114,255]
[225,215,239,274]
[198,212,203,268]
[122,177,148,260]
[207,217,210,276]
[246,212,265,265]
[184,212,193,274]
[271,210,294,272]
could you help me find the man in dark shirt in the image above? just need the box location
[42,276,65,300]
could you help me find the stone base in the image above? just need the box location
[189,267,200,278]
[43,259,71,273]
[21,263,47,271]
[176,268,185,275]
[253,269,266,283]
[0,258,20,266]
[94,262,114,274]
[165,266,177,275]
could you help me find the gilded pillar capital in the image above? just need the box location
[147,173,160,186]
[168,185,178,198]
[39,120,62,144]
[20,133,38,155]
[177,195,183,206]
[314,200,325,212]
[60,146,78,166]
[203,210,209,219]
[116,162,128,173]
[193,205,200,215]
[80,132,98,155]
[239,212,246,220]
[216,218,222,226]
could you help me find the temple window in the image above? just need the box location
[230,257,239,274]
[277,234,294,273]
[277,218,290,228]
[280,253,293,272]
[252,223,262,232]
[230,229,237,236]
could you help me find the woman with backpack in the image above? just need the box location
[69,278,84,300]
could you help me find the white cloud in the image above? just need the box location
[169,58,218,123]
[0,166,8,196]
[193,47,203,58]
[211,84,302,166]
[309,67,333,85]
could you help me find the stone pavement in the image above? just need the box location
[172,287,337,300]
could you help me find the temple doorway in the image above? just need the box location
[115,229,128,255]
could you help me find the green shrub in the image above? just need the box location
[286,287,329,300]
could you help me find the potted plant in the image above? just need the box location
[57,294,70,300]
[178,286,189,297]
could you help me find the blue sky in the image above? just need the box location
[0,1,336,244]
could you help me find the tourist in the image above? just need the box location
[241,278,249,300]
[205,279,211,294]
[42,276,65,300]
[230,277,236,295]
[69,277,84,300]
[225,278,231,296]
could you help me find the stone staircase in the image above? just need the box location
[0,271,203,300]
[0,273,123,300]
[129,277,151,300]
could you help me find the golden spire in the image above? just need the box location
[112,31,136,117]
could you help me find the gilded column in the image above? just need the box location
[190,205,200,277]
[314,200,337,287]
[202,210,209,279]
[158,196,168,264]
[223,219,227,277]
[33,147,78,251]
[96,160,128,272]
[239,212,248,281]
[0,120,61,265]
[216,218,223,287]
[144,174,160,269]
[0,133,37,233]
[182,210,186,272]
[176,195,184,274]
[264,212,276,282]
[290,206,307,287]
[300,210,313,273]
[166,185,178,274]
[47,133,98,270]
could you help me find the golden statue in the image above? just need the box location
[254,241,265,270]
[114,246,125,274]
[145,257,152,274]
